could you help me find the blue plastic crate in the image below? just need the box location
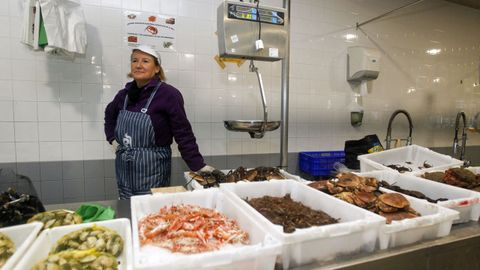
[299,151,345,177]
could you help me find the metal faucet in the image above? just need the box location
[468,112,480,132]
[385,109,413,149]
[453,112,467,161]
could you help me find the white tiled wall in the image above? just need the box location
[0,0,479,164]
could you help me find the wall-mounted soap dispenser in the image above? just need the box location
[347,46,381,96]
[347,46,381,127]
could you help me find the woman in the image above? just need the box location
[104,45,213,199]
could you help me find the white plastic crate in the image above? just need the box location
[358,145,463,174]
[220,180,385,269]
[359,170,480,224]
[0,222,42,270]
[297,172,459,249]
[184,169,303,190]
[376,188,458,249]
[469,166,480,174]
[354,172,459,249]
[415,166,480,176]
[14,219,133,270]
[130,189,281,270]
[414,165,480,194]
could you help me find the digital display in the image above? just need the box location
[227,3,285,25]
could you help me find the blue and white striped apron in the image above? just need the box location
[114,82,171,199]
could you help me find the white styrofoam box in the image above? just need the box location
[358,145,463,174]
[13,219,133,270]
[130,189,282,270]
[0,222,42,270]
[184,169,305,190]
[361,170,479,224]
[220,180,385,269]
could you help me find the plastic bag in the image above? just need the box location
[344,134,384,169]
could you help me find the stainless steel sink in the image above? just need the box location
[224,120,281,138]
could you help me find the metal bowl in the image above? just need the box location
[224,120,281,132]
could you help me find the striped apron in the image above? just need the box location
[114,82,171,199]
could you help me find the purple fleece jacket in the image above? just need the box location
[104,78,205,171]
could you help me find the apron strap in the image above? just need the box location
[123,82,163,112]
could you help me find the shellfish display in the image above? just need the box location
[384,161,432,173]
[187,169,227,188]
[422,168,480,191]
[28,209,83,230]
[0,188,45,228]
[138,204,249,254]
[31,249,118,270]
[51,225,124,257]
[32,225,124,270]
[308,173,421,224]
[0,232,15,267]
[226,166,286,182]
[379,181,448,203]
[188,166,286,188]
[246,194,339,233]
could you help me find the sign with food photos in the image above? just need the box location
[124,11,176,51]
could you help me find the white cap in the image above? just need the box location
[133,45,161,65]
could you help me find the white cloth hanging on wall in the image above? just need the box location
[21,0,87,58]
[21,0,40,49]
[38,0,87,58]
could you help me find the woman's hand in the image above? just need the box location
[111,141,119,152]
[197,165,215,173]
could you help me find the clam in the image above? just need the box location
[32,249,118,270]
[50,225,124,257]
[0,232,15,267]
[28,210,83,230]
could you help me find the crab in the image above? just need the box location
[245,169,258,181]
[354,191,378,210]
[252,167,286,181]
[444,168,479,188]
[307,180,328,192]
[145,25,158,35]
[375,193,420,223]
[333,191,377,210]
[376,193,410,213]
[333,192,356,204]
[326,173,362,194]
[361,177,380,192]
[225,167,285,182]
[421,171,446,183]
[379,211,419,224]
[188,170,226,188]
[226,167,247,183]
[325,173,379,194]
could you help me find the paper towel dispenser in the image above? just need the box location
[217,0,288,61]
[347,46,381,82]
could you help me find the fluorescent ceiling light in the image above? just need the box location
[343,34,357,40]
[426,48,441,55]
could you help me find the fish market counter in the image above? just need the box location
[46,200,480,270]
